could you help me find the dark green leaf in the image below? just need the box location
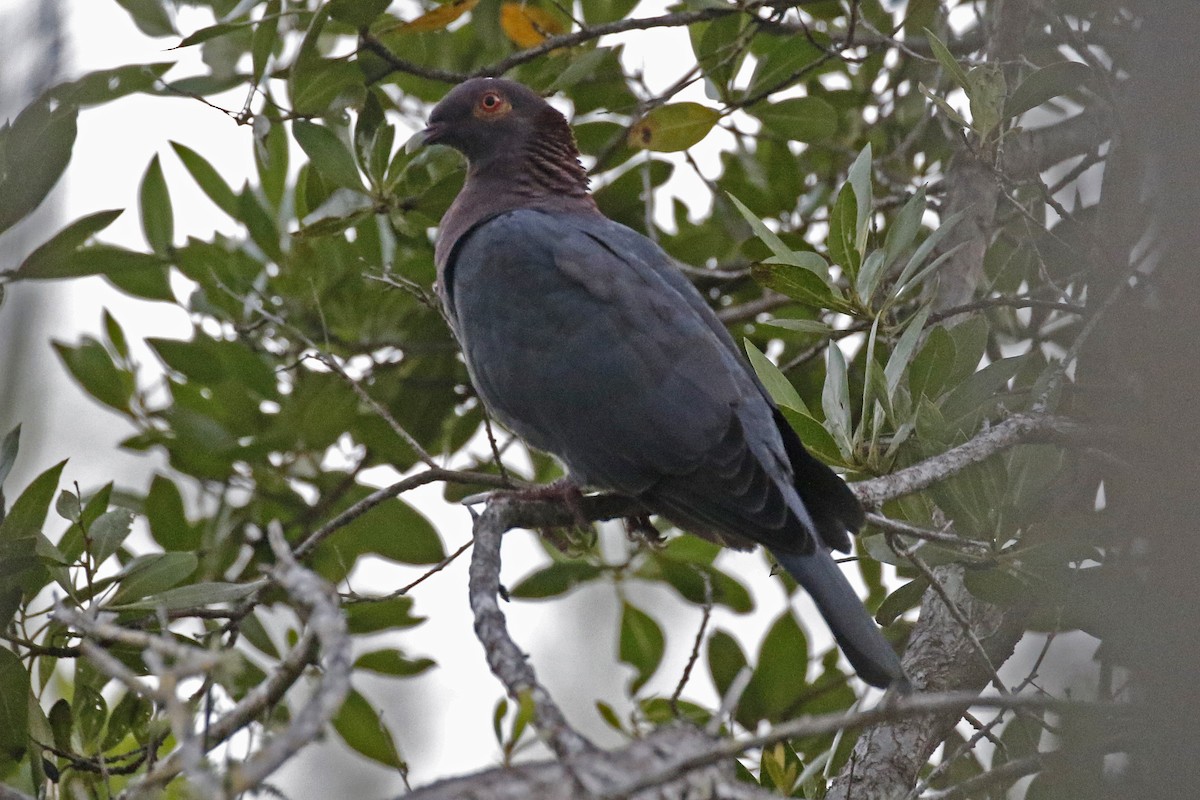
[0,97,77,235]
[1,460,66,538]
[52,63,173,106]
[1005,61,1092,120]
[619,602,664,694]
[0,648,29,766]
[329,0,392,27]
[752,97,837,142]
[171,141,239,217]
[706,629,748,700]
[49,698,72,752]
[139,154,173,254]
[923,28,970,89]
[345,595,425,634]
[744,339,805,412]
[0,425,19,490]
[875,577,929,625]
[827,184,860,277]
[114,0,175,37]
[331,495,445,565]
[908,325,956,401]
[74,685,108,749]
[6,209,124,280]
[293,120,364,192]
[53,337,131,413]
[510,561,603,599]
[748,611,809,720]
[102,692,151,751]
[89,508,135,566]
[110,580,262,611]
[333,689,406,769]
[354,649,435,677]
[145,475,198,551]
[107,552,198,605]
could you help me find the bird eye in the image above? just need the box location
[480,93,502,110]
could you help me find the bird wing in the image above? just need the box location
[446,208,817,554]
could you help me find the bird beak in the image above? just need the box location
[405,124,442,154]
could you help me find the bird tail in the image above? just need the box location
[771,547,908,690]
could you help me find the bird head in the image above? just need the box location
[412,78,570,166]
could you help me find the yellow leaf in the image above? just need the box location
[500,3,565,48]
[628,103,721,152]
[383,0,480,34]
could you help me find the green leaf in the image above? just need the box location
[764,318,832,336]
[293,119,364,192]
[0,97,77,235]
[0,425,20,490]
[729,194,799,267]
[748,611,809,720]
[252,1,281,85]
[510,561,603,599]
[89,508,135,566]
[49,698,72,752]
[345,595,425,634]
[145,475,198,551]
[54,337,131,413]
[0,648,30,767]
[52,63,173,107]
[114,0,175,37]
[333,689,406,769]
[110,580,261,611]
[354,649,435,677]
[966,64,1007,140]
[652,557,754,613]
[6,209,124,280]
[894,209,967,294]
[706,629,749,700]
[875,576,929,625]
[1,460,66,538]
[885,305,932,395]
[751,97,837,142]
[883,188,927,267]
[619,602,665,694]
[332,495,445,565]
[1005,61,1092,120]
[744,339,805,413]
[56,489,82,523]
[827,184,859,277]
[629,103,721,152]
[847,144,873,253]
[288,8,363,116]
[107,552,198,605]
[924,28,970,89]
[822,345,852,455]
[171,142,239,217]
[908,325,957,401]
[74,684,108,749]
[102,692,151,751]
[139,154,173,254]
[779,407,845,467]
[329,0,391,27]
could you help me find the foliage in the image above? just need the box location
[0,0,1132,797]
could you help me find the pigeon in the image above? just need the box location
[414,78,906,689]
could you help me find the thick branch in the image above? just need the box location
[853,414,1087,508]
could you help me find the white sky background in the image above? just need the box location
[0,0,1102,795]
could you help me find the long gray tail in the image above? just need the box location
[771,547,907,690]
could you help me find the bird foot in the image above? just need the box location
[624,514,664,546]
[492,477,591,530]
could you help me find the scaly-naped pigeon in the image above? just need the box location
[415,78,906,689]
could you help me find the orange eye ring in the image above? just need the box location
[475,91,511,118]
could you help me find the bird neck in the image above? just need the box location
[468,114,592,201]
